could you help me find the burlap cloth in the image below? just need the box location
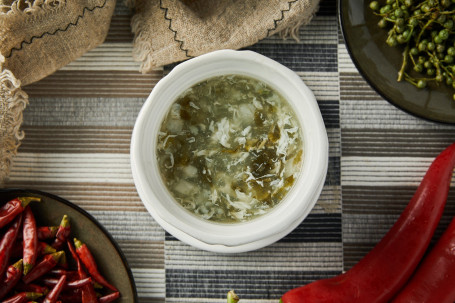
[0,0,116,182]
[0,0,319,182]
[130,0,320,72]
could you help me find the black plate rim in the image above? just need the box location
[0,188,139,303]
[338,0,455,125]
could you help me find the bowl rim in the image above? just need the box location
[131,49,328,253]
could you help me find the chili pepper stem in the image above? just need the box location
[227,290,239,303]
[23,264,33,276]
[59,215,69,228]
[27,292,43,300]
[18,197,41,207]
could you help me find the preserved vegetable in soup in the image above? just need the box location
[156,75,303,223]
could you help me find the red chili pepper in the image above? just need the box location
[40,277,92,289]
[74,238,118,292]
[22,251,63,284]
[14,282,48,295]
[10,242,55,260]
[0,197,39,229]
[57,251,68,269]
[392,214,455,303]
[0,214,23,278]
[48,269,79,280]
[0,259,23,300]
[23,206,38,276]
[57,290,82,303]
[99,292,120,303]
[42,274,66,303]
[280,142,455,303]
[52,215,70,251]
[1,292,42,303]
[10,240,23,260]
[37,226,58,241]
[67,240,98,303]
[38,242,56,256]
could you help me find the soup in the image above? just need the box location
[156,75,303,223]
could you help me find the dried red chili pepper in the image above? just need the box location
[280,142,455,303]
[10,242,55,260]
[2,292,42,303]
[0,197,39,229]
[57,290,82,303]
[48,269,79,280]
[99,292,120,303]
[11,240,23,260]
[392,214,455,303]
[40,277,92,289]
[37,226,58,241]
[38,242,56,256]
[57,251,68,269]
[0,259,23,300]
[23,206,38,276]
[74,238,118,292]
[0,214,23,278]
[52,215,70,251]
[67,240,98,303]
[42,274,66,303]
[22,251,63,284]
[14,282,48,295]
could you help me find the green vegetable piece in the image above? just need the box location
[227,290,239,303]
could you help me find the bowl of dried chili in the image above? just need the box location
[131,49,328,253]
[0,188,138,303]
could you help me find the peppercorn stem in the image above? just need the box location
[398,44,410,81]
[227,290,239,303]
[416,19,433,44]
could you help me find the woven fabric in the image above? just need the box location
[0,0,115,182]
[0,54,28,182]
[131,0,320,72]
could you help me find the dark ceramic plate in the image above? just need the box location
[0,189,138,303]
[339,0,455,124]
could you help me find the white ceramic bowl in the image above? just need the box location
[131,49,328,253]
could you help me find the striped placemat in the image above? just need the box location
[3,0,455,302]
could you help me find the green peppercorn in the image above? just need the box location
[437,44,446,53]
[434,35,443,44]
[395,8,404,17]
[378,18,388,28]
[417,80,427,88]
[414,64,424,72]
[409,17,419,27]
[427,68,436,76]
[380,4,392,14]
[370,0,455,99]
[369,1,380,11]
[421,4,431,12]
[404,0,413,7]
[439,29,450,41]
[387,36,398,47]
[418,42,427,51]
[410,47,419,55]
